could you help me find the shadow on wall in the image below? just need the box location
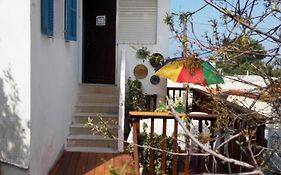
[0,67,29,169]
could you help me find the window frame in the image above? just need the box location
[41,0,54,37]
[65,0,77,41]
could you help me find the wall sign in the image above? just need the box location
[96,15,106,26]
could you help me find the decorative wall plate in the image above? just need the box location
[133,64,148,79]
[150,75,160,85]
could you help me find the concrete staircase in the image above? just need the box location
[65,84,120,153]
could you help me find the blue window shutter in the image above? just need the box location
[41,0,54,37]
[65,0,77,41]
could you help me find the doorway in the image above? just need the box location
[82,0,116,84]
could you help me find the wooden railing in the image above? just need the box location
[129,111,218,175]
[129,87,266,174]
[166,87,187,102]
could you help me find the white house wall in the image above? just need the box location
[117,0,171,103]
[0,0,31,170]
[30,0,79,174]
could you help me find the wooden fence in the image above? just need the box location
[128,87,265,174]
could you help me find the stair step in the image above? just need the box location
[68,134,113,140]
[74,112,118,117]
[70,123,118,128]
[76,102,118,107]
[70,123,118,135]
[75,103,119,113]
[65,146,119,153]
[73,112,118,123]
[67,134,118,148]
[78,93,118,103]
[80,84,118,94]
[67,84,121,153]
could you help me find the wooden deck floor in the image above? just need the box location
[48,151,136,175]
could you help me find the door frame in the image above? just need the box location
[78,0,119,85]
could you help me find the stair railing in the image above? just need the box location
[118,48,126,152]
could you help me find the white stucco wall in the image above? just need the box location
[30,0,79,174]
[118,0,171,103]
[0,0,31,170]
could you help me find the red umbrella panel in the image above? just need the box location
[154,57,224,86]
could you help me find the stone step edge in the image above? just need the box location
[70,123,118,129]
[65,146,119,153]
[67,134,117,141]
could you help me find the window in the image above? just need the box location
[118,0,157,44]
[65,0,77,41]
[41,0,54,37]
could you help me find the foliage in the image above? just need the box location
[270,59,281,77]
[108,162,135,175]
[135,47,165,66]
[164,5,280,170]
[216,36,271,75]
[155,97,185,113]
[85,115,117,139]
[149,53,165,67]
[126,78,148,111]
[207,97,231,130]
[272,68,281,77]
[222,36,266,60]
[127,123,183,174]
[136,46,151,60]
[197,131,212,144]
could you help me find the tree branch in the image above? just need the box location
[204,0,281,43]
[167,98,258,170]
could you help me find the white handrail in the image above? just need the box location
[118,48,126,152]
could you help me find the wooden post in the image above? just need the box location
[132,120,140,175]
[198,119,203,172]
[161,119,167,173]
[184,128,190,175]
[149,118,155,175]
[172,120,178,175]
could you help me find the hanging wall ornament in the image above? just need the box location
[133,64,148,79]
[150,75,160,85]
[149,53,164,67]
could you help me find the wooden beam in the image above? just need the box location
[129,111,217,120]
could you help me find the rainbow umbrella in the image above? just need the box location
[154,57,224,86]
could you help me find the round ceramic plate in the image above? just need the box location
[133,64,148,79]
[150,75,160,85]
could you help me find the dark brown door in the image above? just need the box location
[83,0,116,84]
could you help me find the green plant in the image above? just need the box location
[135,47,165,67]
[85,115,117,139]
[128,123,183,174]
[108,162,135,175]
[148,53,165,67]
[126,78,148,111]
[155,97,185,113]
[136,46,151,60]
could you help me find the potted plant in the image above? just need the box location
[135,47,165,67]
[136,47,151,61]
[148,53,164,67]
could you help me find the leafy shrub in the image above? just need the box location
[128,123,183,174]
[126,78,148,111]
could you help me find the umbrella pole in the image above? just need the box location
[181,14,189,58]
[182,17,191,106]
[184,83,191,113]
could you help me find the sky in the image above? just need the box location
[168,0,221,58]
[168,0,279,59]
